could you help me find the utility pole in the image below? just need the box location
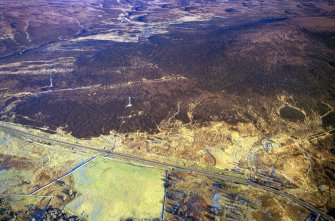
[126,96,132,107]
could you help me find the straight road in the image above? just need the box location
[0,124,334,221]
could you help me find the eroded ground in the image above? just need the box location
[0,0,335,220]
[165,171,312,221]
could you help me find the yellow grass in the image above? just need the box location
[5,195,51,211]
[65,158,164,221]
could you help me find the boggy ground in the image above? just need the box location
[0,0,335,219]
[165,171,311,221]
[0,0,334,139]
[1,16,334,138]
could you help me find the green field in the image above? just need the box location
[65,158,164,221]
[0,130,92,194]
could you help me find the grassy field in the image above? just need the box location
[65,158,164,221]
[6,195,51,211]
[0,130,92,194]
